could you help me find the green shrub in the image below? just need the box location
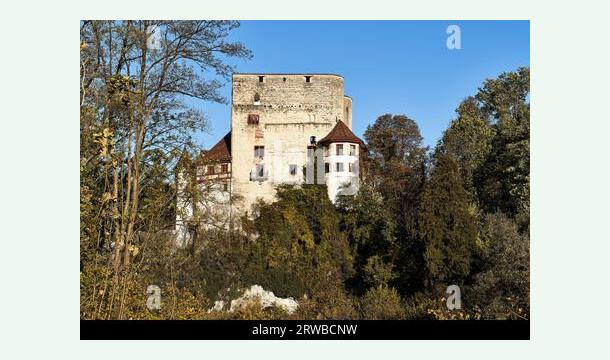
[359,286,406,320]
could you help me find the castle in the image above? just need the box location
[176,73,363,242]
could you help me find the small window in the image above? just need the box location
[207,165,215,175]
[348,163,353,172]
[248,114,259,125]
[258,76,264,83]
[336,163,344,172]
[310,136,316,145]
[349,144,356,156]
[336,144,344,156]
[283,77,287,82]
[254,146,264,158]
[222,182,228,191]
[221,164,228,173]
[305,76,311,83]
[325,162,330,173]
[253,93,261,104]
[289,164,297,176]
[323,146,329,157]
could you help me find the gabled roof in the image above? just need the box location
[318,120,364,146]
[199,132,231,163]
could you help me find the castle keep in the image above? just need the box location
[176,73,363,240]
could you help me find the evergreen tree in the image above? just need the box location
[419,154,478,284]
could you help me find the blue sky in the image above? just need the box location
[193,20,529,149]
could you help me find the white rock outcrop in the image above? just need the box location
[207,300,225,313]
[228,285,299,315]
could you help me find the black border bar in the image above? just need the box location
[81,320,529,340]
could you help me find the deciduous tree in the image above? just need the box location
[436,96,494,191]
[475,67,530,227]
[80,20,251,319]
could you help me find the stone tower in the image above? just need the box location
[230,73,358,213]
[176,73,363,241]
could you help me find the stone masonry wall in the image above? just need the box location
[230,74,351,213]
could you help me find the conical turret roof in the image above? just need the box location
[318,120,364,146]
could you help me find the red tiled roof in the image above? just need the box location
[318,120,364,146]
[199,132,231,163]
